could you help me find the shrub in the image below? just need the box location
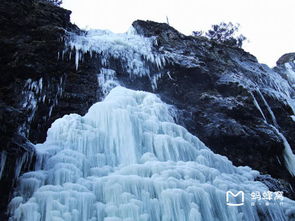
[193,22,246,48]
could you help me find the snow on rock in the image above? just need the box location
[9,86,295,221]
[65,28,166,76]
[217,57,295,176]
[284,62,295,89]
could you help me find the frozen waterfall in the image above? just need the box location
[8,26,295,221]
[8,86,295,221]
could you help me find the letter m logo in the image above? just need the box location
[226,191,244,206]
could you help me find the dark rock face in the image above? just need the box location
[0,1,99,219]
[127,20,295,196]
[276,52,295,66]
[1,2,295,219]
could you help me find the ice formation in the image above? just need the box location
[0,151,7,180]
[7,25,295,221]
[284,63,295,89]
[218,58,295,176]
[65,28,166,75]
[250,90,295,176]
[19,78,43,135]
[19,76,64,136]
[97,68,119,97]
[9,86,295,221]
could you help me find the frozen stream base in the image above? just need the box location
[8,86,295,221]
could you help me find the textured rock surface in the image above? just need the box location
[126,20,295,196]
[0,0,99,219]
[276,52,295,66]
[130,21,295,183]
[1,2,295,220]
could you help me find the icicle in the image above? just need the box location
[38,78,43,92]
[167,71,174,80]
[251,90,295,176]
[269,124,295,176]
[250,91,267,121]
[257,90,279,127]
[14,151,34,179]
[150,72,163,90]
[97,68,119,97]
[65,28,167,88]
[75,50,80,70]
[0,151,7,179]
[48,106,53,118]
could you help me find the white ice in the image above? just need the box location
[257,90,279,127]
[66,28,166,77]
[250,91,267,121]
[0,151,7,180]
[269,125,295,177]
[285,63,295,89]
[97,68,119,97]
[9,86,295,221]
[218,58,295,177]
[250,88,295,176]
[10,26,295,220]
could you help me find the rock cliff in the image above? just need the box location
[1,1,295,219]
[0,0,98,219]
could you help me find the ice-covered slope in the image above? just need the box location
[63,23,295,180]
[9,86,295,221]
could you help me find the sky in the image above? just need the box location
[62,0,295,67]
